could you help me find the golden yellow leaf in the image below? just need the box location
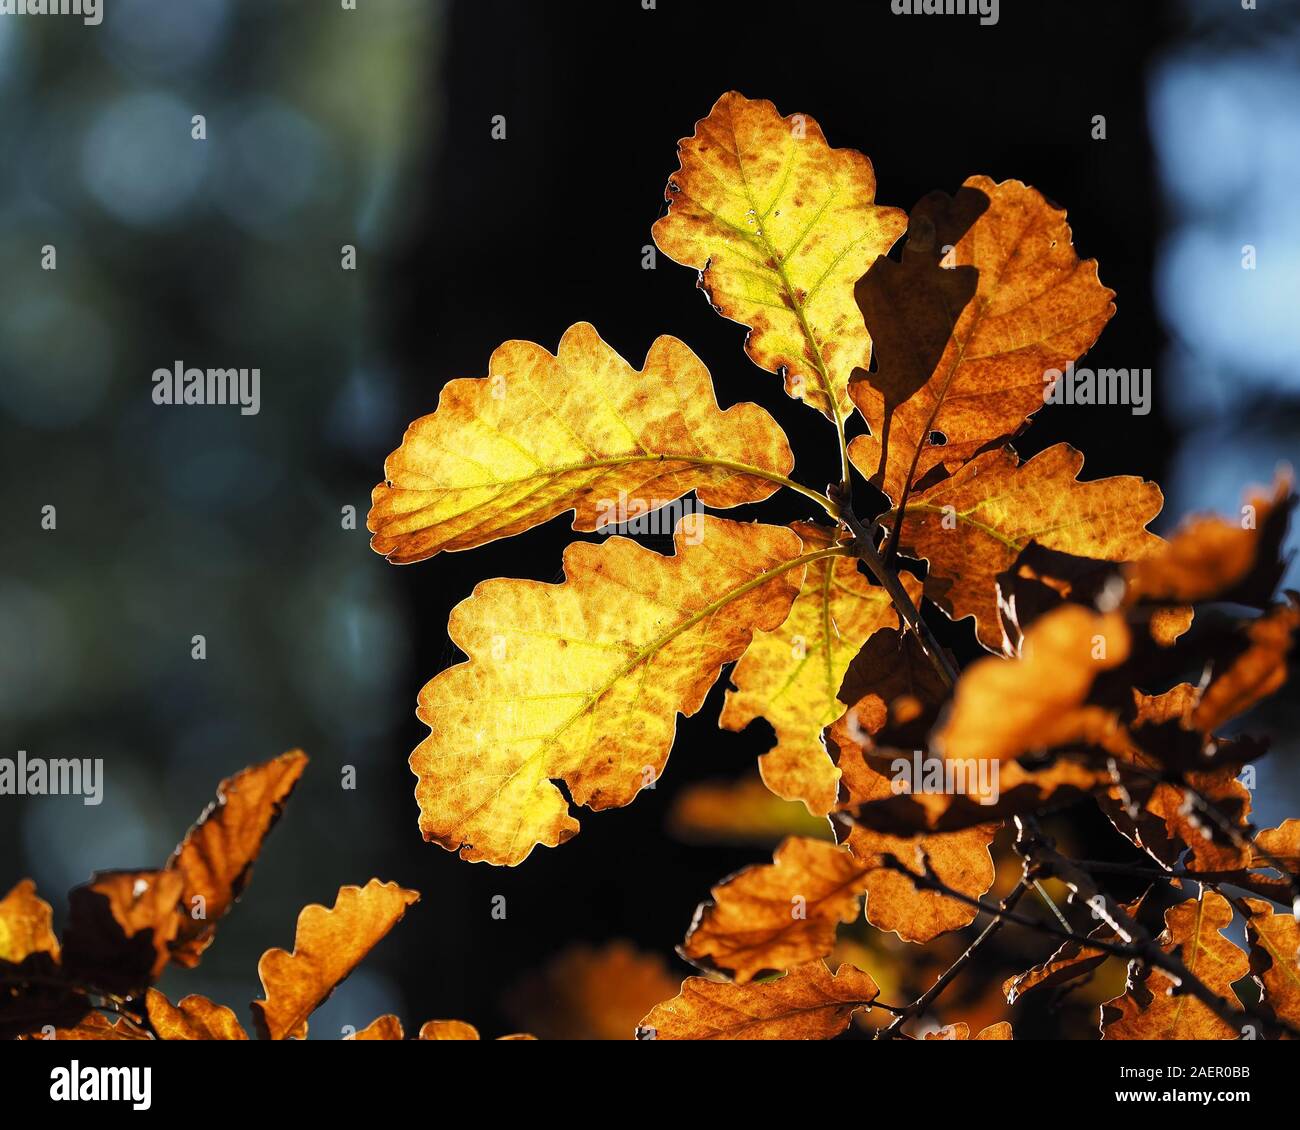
[667,772,832,846]
[652,91,906,423]
[369,322,804,563]
[1241,899,1300,1030]
[0,879,59,965]
[506,942,680,1040]
[636,960,878,1040]
[850,176,1114,505]
[720,521,917,815]
[251,880,419,1040]
[1102,890,1248,1040]
[146,988,249,1040]
[166,749,307,968]
[934,605,1131,762]
[413,516,821,865]
[347,1014,404,1040]
[892,444,1162,651]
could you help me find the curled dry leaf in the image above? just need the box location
[147,988,249,1040]
[1102,890,1248,1040]
[411,516,814,865]
[850,176,1115,506]
[368,323,798,563]
[166,749,307,968]
[636,960,878,1041]
[652,91,906,421]
[505,941,680,1041]
[892,444,1163,652]
[721,521,918,815]
[251,879,419,1040]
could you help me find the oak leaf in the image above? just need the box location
[1123,474,1294,608]
[636,960,878,1040]
[368,323,800,562]
[653,92,906,421]
[251,879,419,1040]
[720,521,917,815]
[412,516,815,865]
[1240,898,1300,1031]
[891,444,1162,651]
[147,989,249,1040]
[1102,890,1248,1040]
[850,176,1114,505]
[19,1011,152,1041]
[166,749,307,967]
[925,1021,1013,1040]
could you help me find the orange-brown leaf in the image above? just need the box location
[146,988,248,1040]
[1241,898,1300,1031]
[0,879,60,965]
[934,605,1131,762]
[1102,890,1248,1040]
[347,1014,405,1040]
[166,749,307,968]
[251,880,419,1040]
[636,960,878,1040]
[850,176,1114,504]
[892,444,1162,651]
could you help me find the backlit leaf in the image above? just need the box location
[892,444,1162,651]
[850,176,1114,505]
[653,92,906,421]
[1102,890,1248,1040]
[720,521,917,815]
[636,960,878,1040]
[412,516,817,865]
[166,749,307,968]
[369,323,800,562]
[251,880,419,1040]
[147,989,249,1040]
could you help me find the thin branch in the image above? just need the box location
[877,876,1031,1039]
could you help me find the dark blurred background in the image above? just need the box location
[2,0,1297,1039]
